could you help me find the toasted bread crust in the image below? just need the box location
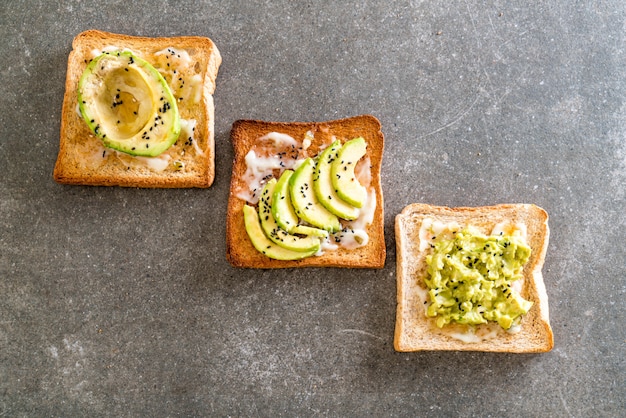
[53,30,221,188]
[394,203,553,352]
[226,115,385,268]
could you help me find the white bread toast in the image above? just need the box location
[53,30,221,187]
[226,115,385,268]
[394,203,553,352]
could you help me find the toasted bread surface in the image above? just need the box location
[54,30,221,187]
[226,115,385,268]
[394,203,553,352]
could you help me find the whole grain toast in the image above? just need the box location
[53,30,221,187]
[226,115,385,268]
[394,203,553,352]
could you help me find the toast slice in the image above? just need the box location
[53,30,221,187]
[226,115,385,268]
[394,203,553,352]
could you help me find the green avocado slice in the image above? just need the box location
[78,51,180,157]
[243,205,318,261]
[289,158,341,232]
[259,179,321,253]
[271,170,300,233]
[331,137,367,208]
[292,225,329,238]
[314,140,360,220]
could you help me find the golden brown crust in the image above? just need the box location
[226,115,385,268]
[394,203,553,352]
[53,30,221,188]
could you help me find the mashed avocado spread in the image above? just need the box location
[425,226,533,330]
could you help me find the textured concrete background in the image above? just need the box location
[1,1,624,416]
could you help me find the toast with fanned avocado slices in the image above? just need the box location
[226,115,385,268]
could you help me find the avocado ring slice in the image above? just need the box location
[78,51,181,157]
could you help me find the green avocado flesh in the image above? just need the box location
[425,227,533,330]
[259,179,321,253]
[314,140,360,220]
[289,158,341,232]
[331,137,367,208]
[291,225,328,238]
[272,170,328,237]
[243,205,319,261]
[271,170,300,233]
[78,51,180,157]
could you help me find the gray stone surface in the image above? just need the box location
[1,0,624,416]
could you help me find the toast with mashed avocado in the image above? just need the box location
[226,115,385,268]
[394,203,553,352]
[54,30,221,187]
